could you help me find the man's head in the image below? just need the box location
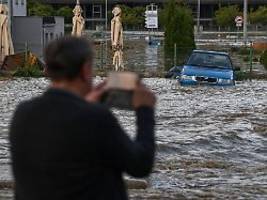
[44,36,94,95]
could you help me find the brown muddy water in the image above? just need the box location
[0,78,266,199]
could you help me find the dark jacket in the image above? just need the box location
[9,88,155,200]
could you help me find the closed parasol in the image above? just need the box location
[0,4,14,64]
[72,0,85,37]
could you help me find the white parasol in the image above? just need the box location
[72,0,85,37]
[0,4,14,63]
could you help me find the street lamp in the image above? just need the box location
[105,0,108,32]
[105,0,108,65]
[197,0,201,33]
[243,0,248,44]
[7,0,13,32]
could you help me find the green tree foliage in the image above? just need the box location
[215,5,241,28]
[119,5,145,30]
[56,6,73,23]
[249,6,267,25]
[28,0,54,16]
[162,0,195,69]
[28,0,73,23]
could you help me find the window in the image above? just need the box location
[92,5,102,18]
[15,0,19,5]
[187,52,232,69]
[45,33,49,44]
[21,0,25,5]
[50,33,54,41]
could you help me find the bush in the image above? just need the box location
[260,51,267,70]
[235,71,251,81]
[238,48,250,55]
[249,6,267,26]
[243,57,249,62]
[13,65,43,78]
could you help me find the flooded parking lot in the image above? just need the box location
[0,78,266,199]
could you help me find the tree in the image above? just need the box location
[28,1,73,23]
[215,5,241,28]
[162,0,195,69]
[249,6,267,25]
[28,0,54,16]
[119,5,145,30]
[56,6,73,23]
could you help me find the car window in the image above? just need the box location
[187,52,232,69]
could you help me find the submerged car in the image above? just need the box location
[179,50,235,86]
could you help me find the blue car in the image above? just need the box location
[179,50,235,86]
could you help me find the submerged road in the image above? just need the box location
[0,78,266,199]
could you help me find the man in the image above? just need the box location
[9,36,156,200]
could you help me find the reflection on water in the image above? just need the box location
[0,78,266,199]
[95,39,164,72]
[145,45,159,68]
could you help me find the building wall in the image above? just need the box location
[12,16,65,57]
[54,17,65,38]
[12,0,27,16]
[12,17,43,56]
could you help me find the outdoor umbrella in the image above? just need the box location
[72,0,85,37]
[0,4,14,64]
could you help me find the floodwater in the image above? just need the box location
[0,78,266,199]
[0,39,267,199]
[94,38,165,74]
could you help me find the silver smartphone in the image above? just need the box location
[101,72,139,110]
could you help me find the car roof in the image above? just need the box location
[193,50,229,56]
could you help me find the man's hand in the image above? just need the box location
[133,83,156,109]
[86,81,107,103]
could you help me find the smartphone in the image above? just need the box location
[101,72,139,110]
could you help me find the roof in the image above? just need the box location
[193,50,229,56]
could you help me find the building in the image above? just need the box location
[12,16,64,57]
[42,0,267,30]
[12,0,27,16]
[1,0,27,16]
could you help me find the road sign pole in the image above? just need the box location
[239,26,241,42]
[235,16,243,43]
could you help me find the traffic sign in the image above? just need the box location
[145,4,158,29]
[235,16,243,27]
[235,16,243,23]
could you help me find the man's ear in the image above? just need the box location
[80,63,92,81]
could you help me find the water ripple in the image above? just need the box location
[0,78,267,199]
